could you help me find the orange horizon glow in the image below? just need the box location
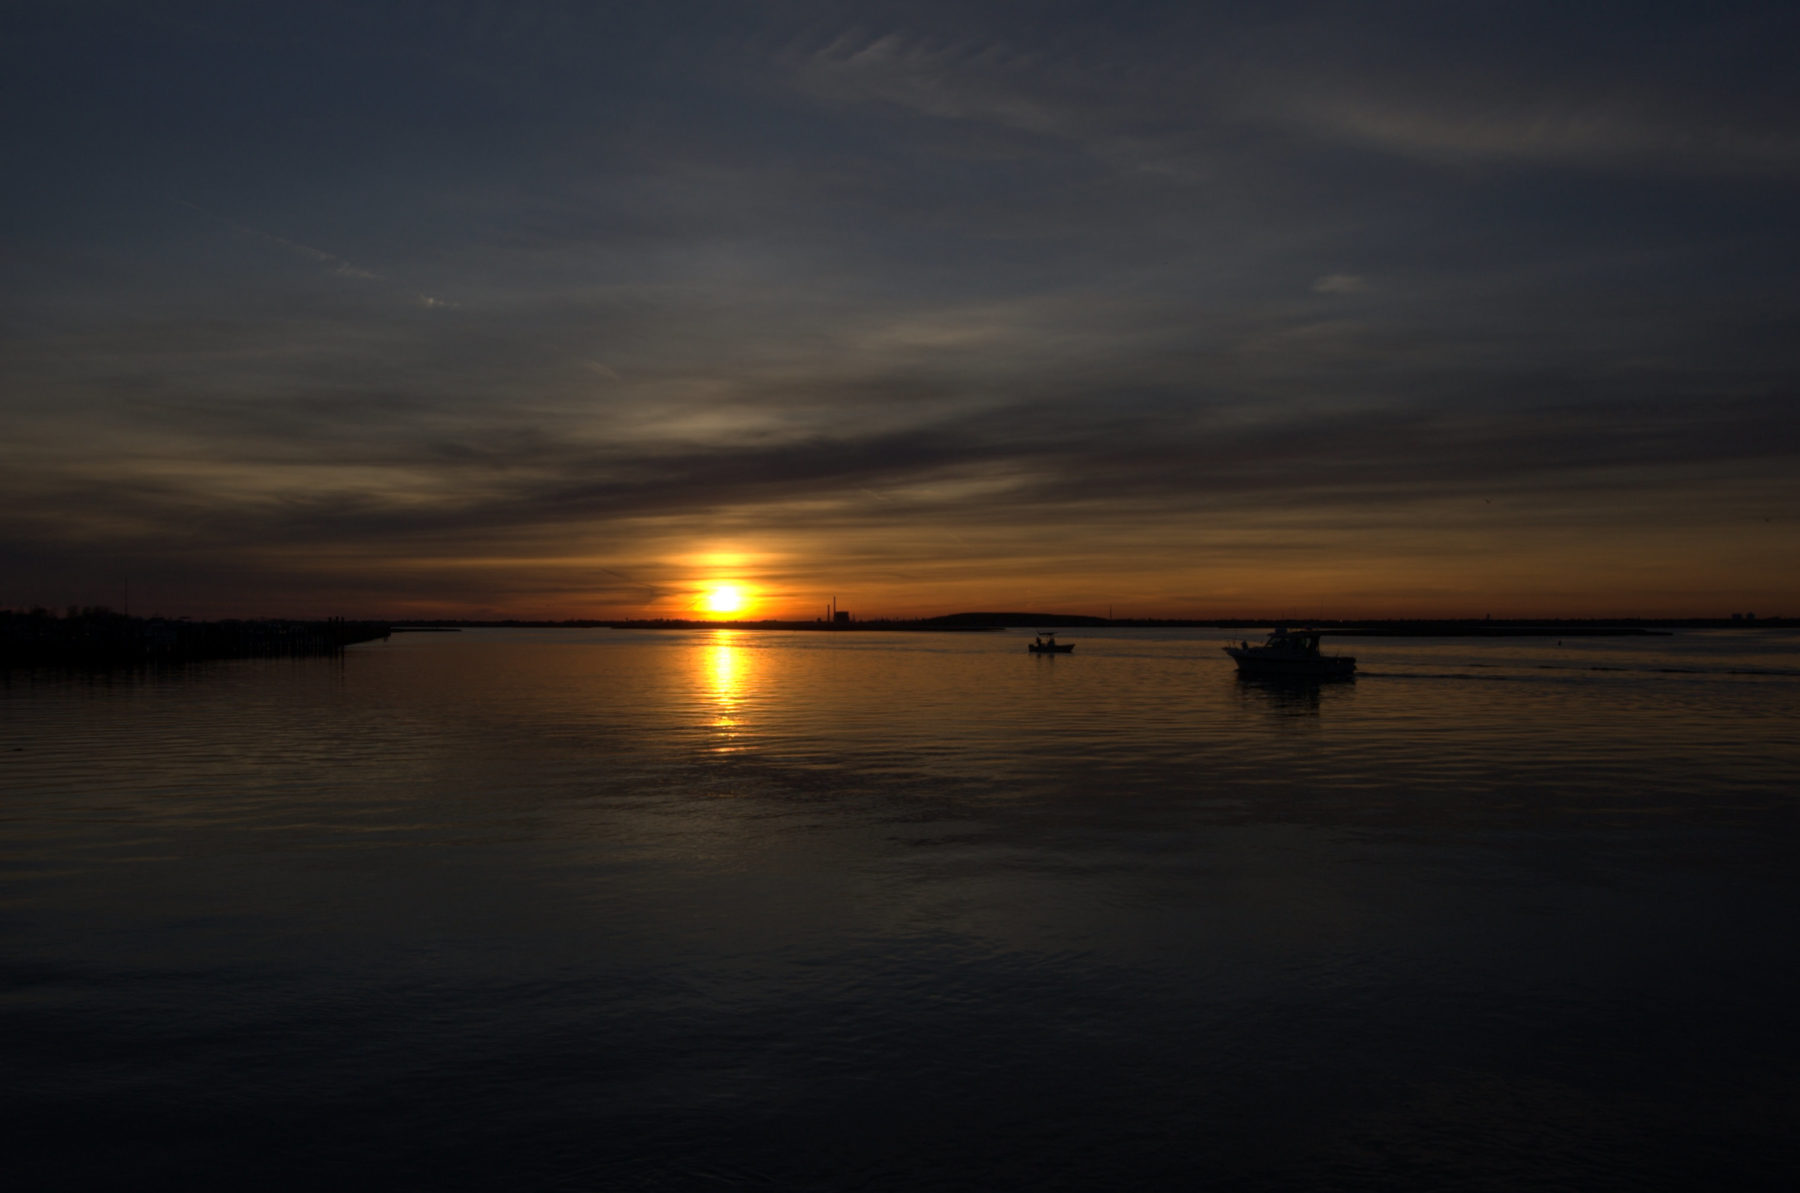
[46,526,1796,623]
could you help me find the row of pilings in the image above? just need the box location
[1,609,392,667]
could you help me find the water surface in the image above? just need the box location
[5,628,1798,1189]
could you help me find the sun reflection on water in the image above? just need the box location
[704,630,746,745]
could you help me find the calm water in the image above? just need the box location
[5,628,1799,1190]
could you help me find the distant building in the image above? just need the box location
[834,610,850,625]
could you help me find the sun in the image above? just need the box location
[704,584,747,615]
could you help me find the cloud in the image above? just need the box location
[1312,274,1368,295]
[1277,87,1800,176]
[790,30,1063,135]
[174,198,387,281]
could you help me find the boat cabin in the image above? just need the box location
[1267,627,1322,655]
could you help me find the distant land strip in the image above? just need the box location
[1,609,391,666]
[10,610,1783,667]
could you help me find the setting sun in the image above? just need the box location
[703,585,748,615]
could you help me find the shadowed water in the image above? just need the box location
[4,628,1798,1190]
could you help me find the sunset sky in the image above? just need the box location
[4,1,1797,619]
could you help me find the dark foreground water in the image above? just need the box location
[4,627,1799,1190]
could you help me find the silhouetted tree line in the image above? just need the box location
[1,607,391,666]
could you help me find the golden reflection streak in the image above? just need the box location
[704,630,746,742]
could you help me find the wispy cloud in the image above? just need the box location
[173,198,385,280]
[1275,86,1800,176]
[790,30,1061,134]
[1312,274,1368,295]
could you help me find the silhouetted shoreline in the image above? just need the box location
[10,610,1780,664]
[1,609,391,666]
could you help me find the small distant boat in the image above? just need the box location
[1223,627,1354,678]
[1028,632,1075,654]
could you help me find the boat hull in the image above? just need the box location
[1029,644,1075,653]
[1224,647,1354,678]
